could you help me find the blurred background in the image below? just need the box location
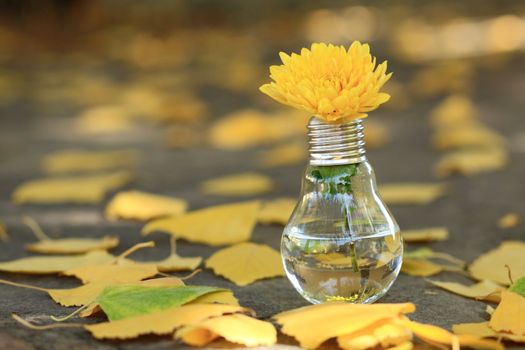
[0,0,525,217]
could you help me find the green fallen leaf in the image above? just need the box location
[96,285,225,321]
[508,276,525,297]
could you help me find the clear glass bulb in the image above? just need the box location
[281,117,403,304]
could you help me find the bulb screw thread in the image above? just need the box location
[307,117,366,166]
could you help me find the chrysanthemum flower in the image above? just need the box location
[259,42,392,123]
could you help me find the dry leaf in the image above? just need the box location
[273,303,416,349]
[399,318,503,350]
[143,201,260,246]
[141,238,201,272]
[200,172,273,196]
[205,242,284,286]
[431,123,505,151]
[74,105,135,135]
[469,241,525,285]
[0,220,8,242]
[379,183,446,205]
[85,304,247,339]
[106,190,188,221]
[23,216,119,254]
[12,171,132,204]
[429,95,476,128]
[208,109,307,150]
[0,250,114,274]
[401,258,444,277]
[337,320,412,350]
[257,142,306,168]
[498,213,519,229]
[175,314,277,347]
[258,197,296,225]
[428,280,503,303]
[489,290,525,335]
[402,227,449,242]
[454,321,525,343]
[435,148,508,178]
[42,149,139,174]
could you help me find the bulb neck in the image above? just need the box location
[307,117,366,166]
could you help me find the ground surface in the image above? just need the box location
[0,57,525,350]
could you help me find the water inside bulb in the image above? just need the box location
[281,161,403,304]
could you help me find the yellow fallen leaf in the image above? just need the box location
[208,109,307,150]
[200,172,273,196]
[189,290,239,306]
[175,314,277,347]
[402,227,449,242]
[142,201,260,246]
[106,190,188,221]
[399,317,503,350]
[0,250,114,274]
[27,236,119,255]
[379,183,446,205]
[337,320,412,350]
[258,197,296,225]
[74,105,135,135]
[24,215,119,254]
[489,290,525,335]
[257,142,306,168]
[364,120,390,149]
[0,220,8,242]
[41,149,139,174]
[401,258,444,277]
[205,242,284,286]
[431,123,506,151]
[141,238,201,272]
[63,263,159,284]
[12,171,132,204]
[469,241,525,285]
[428,280,503,303]
[435,148,508,178]
[498,213,519,229]
[454,321,525,343]
[430,95,476,128]
[85,304,247,339]
[273,303,416,349]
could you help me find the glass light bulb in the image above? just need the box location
[281,117,403,304]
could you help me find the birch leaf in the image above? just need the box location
[95,285,226,321]
[498,213,519,229]
[258,197,296,225]
[200,172,273,196]
[142,238,201,272]
[205,242,284,286]
[23,216,119,254]
[42,149,139,174]
[379,183,446,205]
[142,201,260,246]
[454,322,525,343]
[428,280,503,303]
[12,171,132,204]
[399,318,503,350]
[469,241,525,285]
[175,314,276,347]
[106,190,187,221]
[257,142,306,168]
[0,220,8,242]
[85,304,247,339]
[489,290,525,335]
[402,227,449,242]
[0,250,114,274]
[337,320,412,350]
[273,303,416,349]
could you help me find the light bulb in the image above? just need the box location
[282,117,403,304]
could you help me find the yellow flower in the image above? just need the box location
[259,42,392,123]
